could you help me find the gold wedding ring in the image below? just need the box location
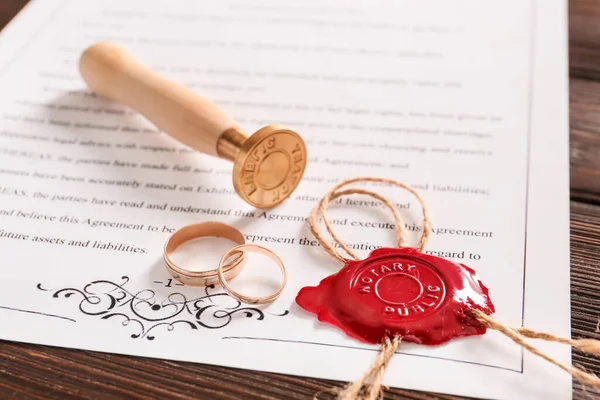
[164,222,246,286]
[217,244,288,305]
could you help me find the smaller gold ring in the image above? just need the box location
[164,221,246,286]
[217,244,287,305]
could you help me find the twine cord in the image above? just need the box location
[309,177,432,262]
[308,177,600,398]
[315,336,402,400]
[472,310,600,389]
[310,188,405,262]
[514,327,600,355]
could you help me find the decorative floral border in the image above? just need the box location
[37,276,288,340]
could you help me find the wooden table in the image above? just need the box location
[1,1,599,399]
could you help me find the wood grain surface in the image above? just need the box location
[1,1,600,399]
[570,0,600,81]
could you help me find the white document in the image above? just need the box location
[0,1,571,399]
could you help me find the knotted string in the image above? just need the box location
[309,176,432,262]
[472,310,600,388]
[308,177,600,399]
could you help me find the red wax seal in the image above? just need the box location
[296,247,495,345]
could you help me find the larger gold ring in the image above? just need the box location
[217,244,287,304]
[164,221,246,286]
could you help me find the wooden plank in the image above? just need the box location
[570,201,600,398]
[0,0,28,32]
[570,0,600,80]
[1,200,598,400]
[570,78,600,203]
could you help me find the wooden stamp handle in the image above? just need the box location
[78,41,242,157]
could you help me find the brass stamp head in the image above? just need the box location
[232,125,307,208]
